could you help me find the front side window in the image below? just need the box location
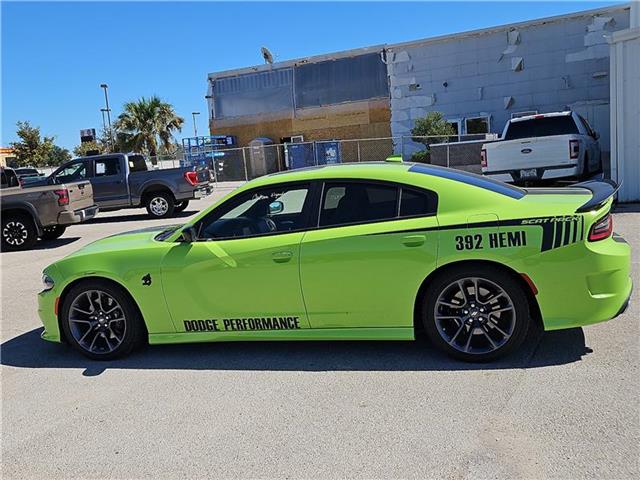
[199,183,312,239]
[95,158,121,177]
[320,182,398,227]
[53,161,87,184]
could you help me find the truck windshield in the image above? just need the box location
[505,116,579,140]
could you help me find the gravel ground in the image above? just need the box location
[1,188,638,480]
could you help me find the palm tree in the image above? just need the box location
[114,96,184,156]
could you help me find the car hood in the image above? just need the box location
[68,224,182,257]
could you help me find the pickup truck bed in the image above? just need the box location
[24,153,212,218]
[1,170,98,251]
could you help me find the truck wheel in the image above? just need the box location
[174,200,190,213]
[60,279,146,360]
[145,192,175,218]
[41,225,67,241]
[1,213,38,251]
[421,265,530,362]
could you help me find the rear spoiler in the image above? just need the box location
[573,179,620,213]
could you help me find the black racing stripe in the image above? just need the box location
[563,219,571,246]
[553,221,563,249]
[541,223,555,252]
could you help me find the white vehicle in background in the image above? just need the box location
[481,111,602,184]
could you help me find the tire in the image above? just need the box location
[421,264,530,362]
[40,225,67,241]
[60,279,146,360]
[145,191,175,218]
[1,213,38,251]
[174,200,190,213]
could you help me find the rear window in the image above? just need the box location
[408,164,525,200]
[399,188,437,217]
[504,116,579,140]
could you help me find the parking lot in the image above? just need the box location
[1,185,638,479]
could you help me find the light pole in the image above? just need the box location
[100,108,108,146]
[100,83,113,150]
[191,111,200,138]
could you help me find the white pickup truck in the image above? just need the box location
[481,111,601,184]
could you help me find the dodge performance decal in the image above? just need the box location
[184,316,301,332]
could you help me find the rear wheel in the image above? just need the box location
[145,192,175,218]
[1,213,37,251]
[174,200,190,213]
[60,279,146,360]
[421,265,530,362]
[40,225,66,241]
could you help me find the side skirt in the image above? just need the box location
[149,327,415,345]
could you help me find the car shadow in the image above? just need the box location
[82,210,197,225]
[0,327,590,376]
[34,237,81,250]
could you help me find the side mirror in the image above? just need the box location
[268,201,284,215]
[180,225,198,242]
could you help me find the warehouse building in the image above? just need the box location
[206,3,638,199]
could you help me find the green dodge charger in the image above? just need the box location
[38,160,632,362]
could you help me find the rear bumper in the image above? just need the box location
[533,234,632,331]
[193,185,212,199]
[57,205,99,225]
[483,164,579,183]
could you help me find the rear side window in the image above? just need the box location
[128,155,148,172]
[320,182,398,227]
[399,188,437,217]
[504,116,579,140]
[95,158,121,177]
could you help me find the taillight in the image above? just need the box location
[53,189,69,206]
[184,171,198,186]
[480,149,487,168]
[588,213,613,242]
[569,139,580,159]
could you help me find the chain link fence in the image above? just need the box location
[110,133,497,183]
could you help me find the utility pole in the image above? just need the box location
[191,111,200,138]
[100,83,114,150]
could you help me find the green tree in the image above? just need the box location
[73,141,103,157]
[114,96,184,157]
[410,111,456,163]
[47,145,72,166]
[9,121,56,167]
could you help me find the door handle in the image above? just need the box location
[272,250,293,263]
[401,235,426,247]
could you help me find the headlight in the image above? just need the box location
[42,273,55,291]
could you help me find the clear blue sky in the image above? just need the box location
[1,1,623,151]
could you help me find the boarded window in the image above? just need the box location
[294,53,388,108]
[213,68,294,118]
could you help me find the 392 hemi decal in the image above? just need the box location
[455,231,527,251]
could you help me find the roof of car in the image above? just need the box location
[251,161,526,199]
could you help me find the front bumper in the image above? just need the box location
[57,205,99,225]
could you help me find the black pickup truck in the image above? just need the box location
[24,153,212,218]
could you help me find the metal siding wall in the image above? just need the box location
[388,10,630,155]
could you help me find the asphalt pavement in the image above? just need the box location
[1,187,638,479]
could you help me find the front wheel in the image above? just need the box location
[421,265,530,362]
[145,192,175,218]
[41,225,67,241]
[60,280,146,360]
